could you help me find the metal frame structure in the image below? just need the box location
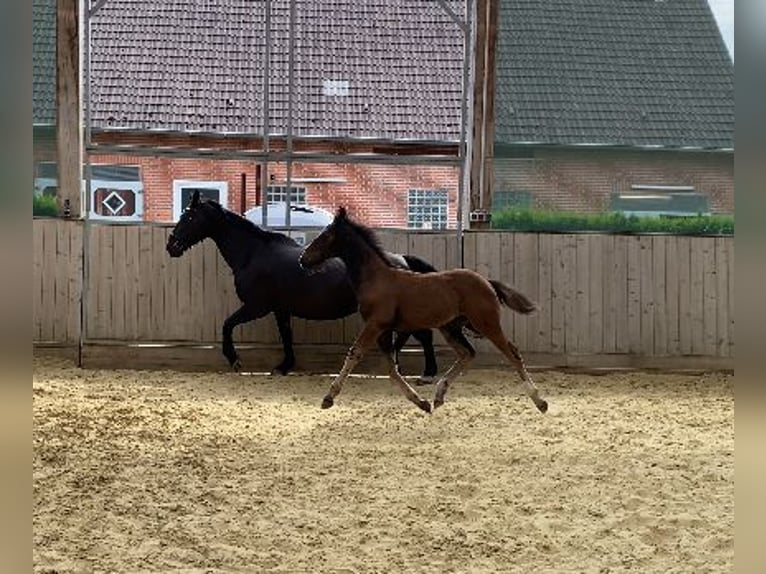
[78,0,478,364]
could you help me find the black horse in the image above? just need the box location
[166,190,439,380]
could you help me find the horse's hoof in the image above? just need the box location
[271,365,290,376]
[321,396,334,409]
[416,376,436,386]
[418,399,432,413]
[433,399,444,410]
[231,359,242,372]
[537,399,548,414]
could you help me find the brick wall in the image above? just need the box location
[494,147,734,213]
[88,132,460,226]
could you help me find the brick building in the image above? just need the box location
[33,0,734,226]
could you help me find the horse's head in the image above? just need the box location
[166,190,225,257]
[299,206,350,268]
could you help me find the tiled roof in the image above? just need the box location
[494,0,734,149]
[34,0,734,149]
[33,0,56,125]
[88,0,465,141]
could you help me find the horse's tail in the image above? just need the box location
[402,254,438,274]
[489,280,538,315]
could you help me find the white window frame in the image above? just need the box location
[266,184,307,205]
[172,180,228,221]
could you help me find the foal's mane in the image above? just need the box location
[206,200,299,247]
[338,209,394,267]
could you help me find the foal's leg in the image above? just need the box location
[222,305,256,370]
[480,322,548,413]
[379,331,432,413]
[321,323,382,409]
[433,326,476,409]
[272,310,296,375]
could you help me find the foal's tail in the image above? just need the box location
[489,280,538,314]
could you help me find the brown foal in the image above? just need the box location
[299,207,548,414]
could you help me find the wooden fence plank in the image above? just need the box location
[536,233,553,353]
[517,233,538,352]
[689,237,705,354]
[33,221,45,341]
[727,239,734,357]
[123,226,140,341]
[574,235,590,353]
[715,237,730,357]
[67,222,83,344]
[652,236,668,356]
[702,237,718,356]
[602,234,616,353]
[549,234,565,354]
[664,236,680,355]
[613,235,629,353]
[639,236,655,356]
[562,235,577,354]
[588,235,604,354]
[136,226,153,340]
[112,225,128,340]
[677,236,693,355]
[626,236,641,354]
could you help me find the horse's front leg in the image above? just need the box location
[321,323,382,409]
[272,310,295,375]
[222,305,256,370]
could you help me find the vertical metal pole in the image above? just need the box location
[79,0,93,367]
[284,0,297,230]
[456,0,476,267]
[260,0,271,228]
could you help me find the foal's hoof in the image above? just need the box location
[537,399,549,414]
[415,376,436,386]
[321,395,334,409]
[433,399,444,410]
[231,359,242,372]
[418,399,432,413]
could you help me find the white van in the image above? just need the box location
[244,202,335,245]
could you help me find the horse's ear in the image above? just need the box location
[337,206,347,220]
[190,189,201,208]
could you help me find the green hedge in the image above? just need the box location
[491,208,734,235]
[33,194,58,217]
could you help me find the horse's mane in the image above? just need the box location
[338,208,394,267]
[207,201,300,247]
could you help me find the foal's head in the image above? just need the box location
[300,206,389,269]
[166,190,226,257]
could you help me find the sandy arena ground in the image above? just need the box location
[33,355,733,573]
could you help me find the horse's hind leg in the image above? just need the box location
[433,325,476,409]
[409,329,439,384]
[480,323,548,413]
[379,331,431,413]
[222,305,256,370]
[272,310,296,375]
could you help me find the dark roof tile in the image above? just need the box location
[494,0,734,149]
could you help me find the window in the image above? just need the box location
[492,190,533,211]
[407,189,449,229]
[266,185,307,205]
[34,162,145,221]
[89,165,144,221]
[610,185,710,217]
[172,180,228,221]
[35,162,59,197]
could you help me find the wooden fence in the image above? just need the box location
[33,218,734,370]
